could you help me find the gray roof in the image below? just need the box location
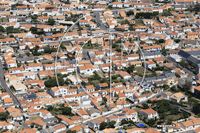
[90,118,101,124]
[157,75,166,80]
[87,108,101,115]
[163,71,176,79]
[23,92,37,100]
[16,57,34,62]
[185,40,197,45]
[155,80,167,85]
[40,127,55,133]
[178,50,200,64]
[145,76,156,82]
[141,50,161,57]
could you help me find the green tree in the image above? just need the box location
[126,65,135,74]
[48,18,55,25]
[102,97,107,103]
[174,39,180,43]
[0,26,5,32]
[147,119,156,126]
[121,119,128,125]
[62,107,73,116]
[0,112,9,121]
[108,121,116,128]
[182,80,192,91]
[142,103,149,109]
[44,77,64,87]
[17,63,22,67]
[30,27,38,34]
[100,122,107,130]
[66,130,76,133]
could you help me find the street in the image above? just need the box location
[93,12,107,32]
[166,58,195,77]
[0,60,20,105]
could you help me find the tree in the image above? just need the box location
[100,122,107,130]
[115,47,121,52]
[30,27,38,34]
[108,5,112,9]
[126,10,134,17]
[48,18,55,25]
[121,119,128,125]
[126,65,135,74]
[108,121,116,128]
[0,112,9,121]
[44,77,64,87]
[62,107,73,116]
[0,26,5,32]
[142,103,149,109]
[17,63,22,67]
[102,97,107,103]
[182,80,192,91]
[192,103,200,115]
[147,119,156,126]
[47,105,54,111]
[140,41,145,44]
[66,130,76,133]
[81,81,87,86]
[66,0,70,4]
[174,39,180,43]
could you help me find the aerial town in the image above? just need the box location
[1,0,200,133]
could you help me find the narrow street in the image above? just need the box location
[0,60,20,105]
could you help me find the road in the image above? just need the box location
[93,12,107,32]
[166,58,195,77]
[68,84,174,130]
[0,60,20,105]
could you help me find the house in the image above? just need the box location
[77,64,99,75]
[170,92,188,103]
[90,30,103,36]
[77,109,89,119]
[87,118,101,129]
[179,121,194,130]
[50,86,69,97]
[59,115,75,128]
[97,83,108,90]
[117,71,132,80]
[144,60,156,69]
[53,124,66,133]
[85,85,95,92]
[122,108,138,122]
[87,108,101,118]
[4,98,13,105]
[194,86,200,95]
[24,63,43,72]
[140,108,159,119]
[184,40,199,47]
[112,2,123,8]
[153,57,165,65]
[187,32,198,40]
[79,20,89,26]
[115,99,129,108]
[162,91,173,100]
[70,124,90,133]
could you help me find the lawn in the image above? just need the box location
[134,66,152,76]
[166,115,181,121]
[135,20,145,26]
[30,116,42,120]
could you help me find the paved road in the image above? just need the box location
[93,12,107,31]
[166,58,195,77]
[0,60,20,105]
[69,84,175,130]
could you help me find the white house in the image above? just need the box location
[140,108,159,119]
